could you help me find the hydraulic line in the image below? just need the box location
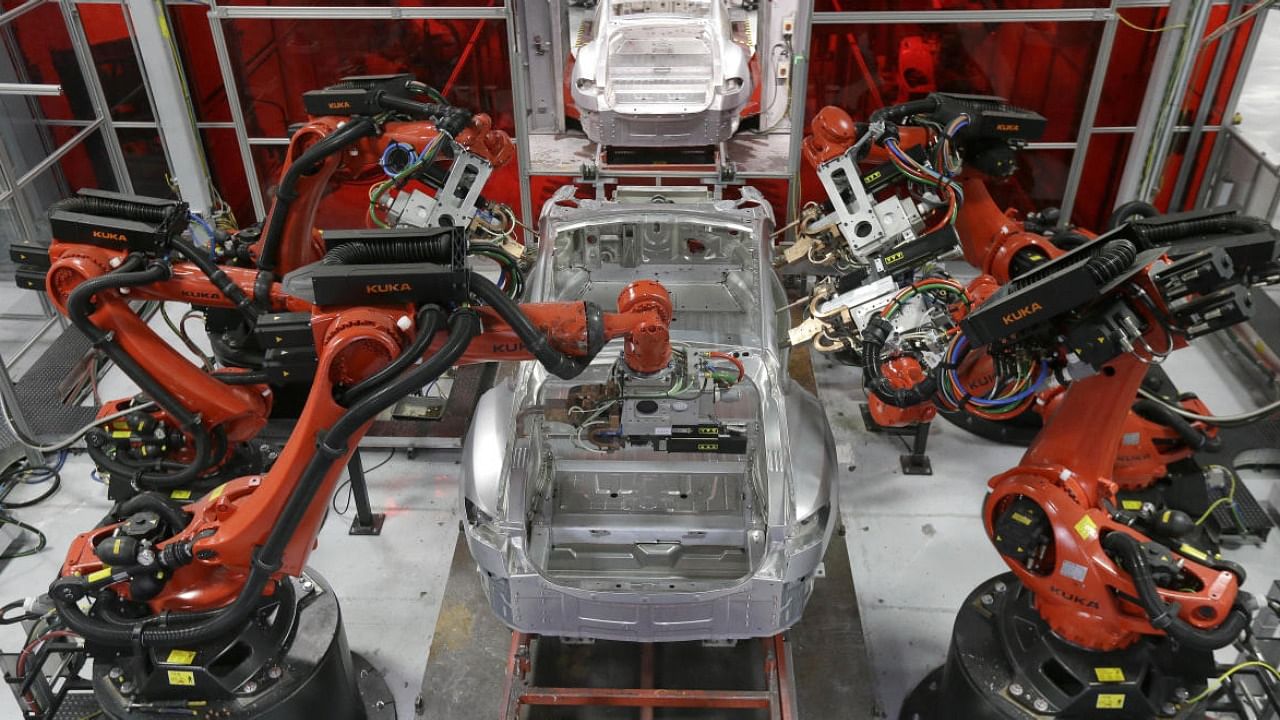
[169,234,258,326]
[1132,398,1220,451]
[50,310,479,648]
[113,492,190,535]
[376,95,473,137]
[66,256,211,488]
[257,116,380,275]
[469,274,601,380]
[860,315,936,408]
[1102,532,1251,651]
[1109,200,1159,230]
[1136,388,1280,427]
[341,305,444,405]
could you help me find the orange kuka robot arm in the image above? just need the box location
[49,277,672,630]
[260,112,515,278]
[972,229,1269,653]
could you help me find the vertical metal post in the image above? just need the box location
[1197,7,1270,209]
[206,6,267,220]
[783,0,813,229]
[345,449,385,535]
[124,0,213,214]
[1169,0,1245,210]
[507,0,535,240]
[1115,0,1212,204]
[57,0,133,194]
[1058,3,1119,228]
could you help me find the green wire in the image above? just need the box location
[369,135,445,228]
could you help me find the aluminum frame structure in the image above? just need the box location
[184,0,1266,239]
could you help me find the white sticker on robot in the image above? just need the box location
[1060,560,1089,583]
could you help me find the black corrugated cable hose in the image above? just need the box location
[1085,238,1138,285]
[48,310,478,648]
[1132,398,1221,452]
[1130,213,1270,247]
[469,274,602,380]
[376,94,473,137]
[66,256,212,488]
[256,116,380,275]
[861,315,938,408]
[341,305,444,405]
[1108,200,1160,230]
[169,234,258,326]
[320,232,457,266]
[869,96,942,126]
[1102,531,1252,651]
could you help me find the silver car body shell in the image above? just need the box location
[460,186,838,642]
[570,0,753,147]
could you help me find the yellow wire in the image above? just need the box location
[1194,464,1237,526]
[1182,660,1280,706]
[1116,12,1188,34]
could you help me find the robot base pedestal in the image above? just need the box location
[92,569,395,720]
[900,573,1211,720]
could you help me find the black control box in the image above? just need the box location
[302,74,413,117]
[48,190,186,253]
[310,264,469,307]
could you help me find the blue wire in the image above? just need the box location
[380,142,417,178]
[188,212,218,259]
[946,336,1049,408]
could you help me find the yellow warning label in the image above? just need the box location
[87,567,113,583]
[1074,514,1098,541]
[1180,543,1209,561]
[110,430,131,439]
[208,483,227,500]
[1094,667,1125,682]
[1096,694,1126,709]
[167,670,196,686]
[170,489,192,500]
[1121,500,1143,511]
[1011,512,1032,526]
[166,649,197,665]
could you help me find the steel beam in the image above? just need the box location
[0,120,103,204]
[0,83,62,96]
[1115,0,1212,203]
[1169,0,1245,209]
[125,0,213,214]
[506,2,534,242]
[213,5,506,20]
[0,0,44,27]
[812,8,1108,23]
